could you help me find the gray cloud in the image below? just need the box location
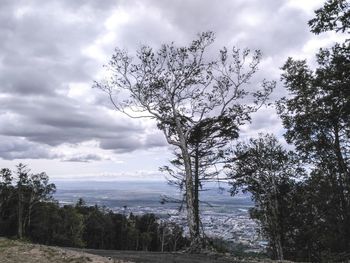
[0,95,142,146]
[61,154,106,163]
[99,132,167,153]
[0,0,321,161]
[115,0,312,55]
[0,136,56,160]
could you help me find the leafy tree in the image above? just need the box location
[109,213,125,250]
[83,206,107,249]
[54,205,85,247]
[14,164,56,239]
[309,0,350,34]
[228,134,304,260]
[158,222,187,252]
[0,168,13,211]
[15,163,29,238]
[24,171,56,235]
[135,214,159,251]
[0,168,15,236]
[277,42,350,205]
[275,1,350,259]
[284,169,350,261]
[95,31,274,248]
[29,201,61,245]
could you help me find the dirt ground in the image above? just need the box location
[69,248,280,263]
[0,238,133,263]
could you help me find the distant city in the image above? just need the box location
[54,180,265,251]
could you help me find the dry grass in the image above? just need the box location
[0,238,133,263]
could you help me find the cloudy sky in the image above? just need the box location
[0,0,342,181]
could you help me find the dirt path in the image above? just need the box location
[70,248,264,263]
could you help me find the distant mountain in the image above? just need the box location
[53,180,252,207]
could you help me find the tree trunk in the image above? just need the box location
[182,146,196,241]
[161,227,165,252]
[136,234,139,251]
[17,190,23,239]
[194,144,200,237]
[274,226,284,261]
[271,174,283,261]
[173,237,177,252]
[333,123,350,250]
[23,192,34,236]
[173,117,198,247]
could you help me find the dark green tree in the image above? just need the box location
[0,168,15,236]
[28,201,61,245]
[277,43,350,211]
[53,205,85,247]
[309,0,350,34]
[275,2,350,258]
[277,44,349,170]
[277,44,350,258]
[15,163,29,238]
[14,164,56,239]
[228,134,304,260]
[285,169,350,261]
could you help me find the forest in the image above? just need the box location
[0,164,189,252]
[0,0,349,262]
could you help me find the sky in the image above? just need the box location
[0,0,343,181]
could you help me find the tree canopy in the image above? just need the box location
[228,134,304,260]
[309,0,350,34]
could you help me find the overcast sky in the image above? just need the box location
[0,0,343,181]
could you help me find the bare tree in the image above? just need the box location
[95,32,274,250]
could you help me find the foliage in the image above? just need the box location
[277,43,350,167]
[267,2,350,260]
[276,46,350,253]
[0,164,56,238]
[275,42,350,260]
[228,134,304,260]
[309,0,350,34]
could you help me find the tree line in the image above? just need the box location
[0,164,189,251]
